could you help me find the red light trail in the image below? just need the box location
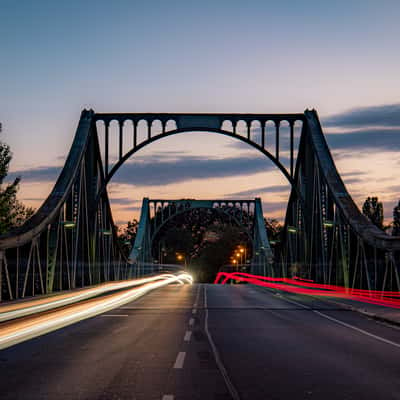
[214,272,400,309]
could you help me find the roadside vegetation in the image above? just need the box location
[0,136,35,234]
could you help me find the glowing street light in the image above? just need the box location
[323,220,334,228]
[62,221,76,229]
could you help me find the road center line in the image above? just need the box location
[184,330,192,342]
[189,318,195,326]
[192,308,197,314]
[204,285,241,400]
[277,293,400,350]
[173,352,186,369]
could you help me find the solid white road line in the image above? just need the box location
[204,285,241,400]
[277,294,400,350]
[101,314,129,317]
[189,318,195,326]
[173,352,186,369]
[184,330,192,342]
[193,284,201,307]
[313,309,400,349]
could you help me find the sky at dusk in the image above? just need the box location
[1,0,400,226]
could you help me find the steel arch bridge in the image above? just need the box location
[130,198,273,276]
[0,109,399,301]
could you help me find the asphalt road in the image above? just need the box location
[0,283,399,399]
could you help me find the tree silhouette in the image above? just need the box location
[392,201,400,236]
[362,196,384,230]
[264,218,282,241]
[0,140,34,234]
[116,219,138,256]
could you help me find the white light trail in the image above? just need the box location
[0,274,190,323]
[0,273,193,350]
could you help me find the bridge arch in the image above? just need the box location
[149,199,256,246]
[131,198,273,277]
[94,113,306,193]
[104,128,294,187]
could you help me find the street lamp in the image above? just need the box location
[176,253,187,268]
[323,220,334,228]
[62,220,76,229]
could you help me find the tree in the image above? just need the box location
[392,201,400,236]
[362,196,384,230]
[190,225,246,282]
[151,207,251,282]
[264,218,283,241]
[0,141,34,234]
[117,219,139,256]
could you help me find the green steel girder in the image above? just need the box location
[130,197,273,277]
[1,108,400,302]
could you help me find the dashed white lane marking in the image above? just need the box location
[162,395,174,400]
[101,314,129,317]
[189,318,195,326]
[173,352,186,369]
[278,295,400,350]
[184,330,192,342]
[204,286,241,400]
[192,308,197,314]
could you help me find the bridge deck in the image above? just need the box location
[0,284,399,399]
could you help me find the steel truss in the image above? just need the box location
[282,110,400,291]
[0,111,131,301]
[0,109,398,301]
[130,198,273,275]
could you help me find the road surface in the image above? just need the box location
[0,283,399,399]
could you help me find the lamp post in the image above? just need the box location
[236,251,241,266]
[240,247,245,268]
[176,253,187,268]
[232,259,237,284]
